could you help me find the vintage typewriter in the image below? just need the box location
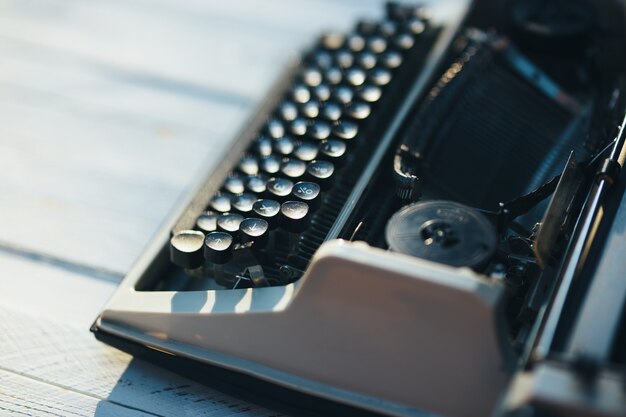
[92,1,626,416]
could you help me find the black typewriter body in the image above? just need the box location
[93,1,626,416]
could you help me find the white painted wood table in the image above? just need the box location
[0,0,386,415]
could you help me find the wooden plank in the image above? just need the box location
[0,253,285,416]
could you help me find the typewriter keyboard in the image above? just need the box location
[167,3,436,290]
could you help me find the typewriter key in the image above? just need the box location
[280,158,307,179]
[204,231,234,283]
[280,201,311,256]
[312,83,331,102]
[346,68,366,86]
[321,102,342,121]
[217,213,244,235]
[381,50,403,68]
[246,175,268,194]
[278,101,298,122]
[223,174,245,195]
[347,33,366,52]
[252,199,281,229]
[293,141,319,161]
[406,18,426,35]
[259,155,281,174]
[394,32,414,50]
[357,52,377,70]
[379,19,397,37]
[307,160,335,190]
[367,35,387,53]
[300,101,320,119]
[238,155,259,176]
[370,68,392,86]
[266,177,294,201]
[273,136,295,155]
[356,20,378,36]
[239,218,269,249]
[335,49,354,68]
[231,193,257,215]
[302,67,323,87]
[358,84,383,102]
[170,230,205,269]
[196,211,218,234]
[319,139,347,167]
[324,67,343,85]
[292,181,321,211]
[333,120,359,140]
[308,121,331,140]
[289,118,308,136]
[332,85,354,105]
[292,83,311,103]
[210,192,232,213]
[320,32,344,50]
[310,50,333,69]
[345,101,371,120]
[266,118,285,139]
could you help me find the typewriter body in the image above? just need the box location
[92,1,626,416]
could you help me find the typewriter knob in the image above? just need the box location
[204,232,234,265]
[217,213,244,235]
[385,201,497,269]
[196,211,218,234]
[170,230,206,269]
[252,199,281,230]
[240,218,269,249]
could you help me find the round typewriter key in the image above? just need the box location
[379,19,397,37]
[335,49,354,68]
[324,67,343,85]
[292,181,321,211]
[293,141,319,161]
[223,174,245,195]
[238,155,259,176]
[246,175,268,194]
[217,213,244,234]
[231,193,257,214]
[239,218,269,248]
[170,230,205,269]
[300,100,320,119]
[381,50,403,68]
[266,177,294,200]
[319,139,347,167]
[346,68,366,86]
[386,2,411,21]
[259,154,281,174]
[252,199,281,229]
[311,50,333,69]
[253,135,273,156]
[407,18,426,35]
[357,52,377,69]
[394,32,414,50]
[357,20,378,36]
[266,118,284,139]
[321,32,344,50]
[289,118,308,136]
[307,160,335,190]
[345,101,371,120]
[321,101,342,121]
[308,120,331,140]
[333,120,359,140]
[367,35,387,53]
[273,136,295,155]
[210,192,232,213]
[370,68,392,86]
[292,83,311,104]
[302,67,323,87]
[358,84,383,102]
[280,201,310,232]
[204,232,234,265]
[332,85,354,105]
[196,211,218,234]
[347,33,366,52]
[278,100,298,122]
[312,83,331,102]
[280,158,307,179]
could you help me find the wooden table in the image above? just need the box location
[0,0,385,414]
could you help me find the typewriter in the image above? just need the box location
[92,1,626,416]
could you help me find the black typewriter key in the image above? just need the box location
[280,158,307,179]
[170,230,205,269]
[210,192,232,213]
[332,85,354,105]
[252,199,281,229]
[273,136,295,155]
[367,35,387,53]
[292,181,321,211]
[358,84,383,102]
[324,67,343,85]
[407,18,426,35]
[293,141,319,161]
[379,19,397,37]
[266,177,294,201]
[223,174,245,195]
[259,154,281,174]
[386,2,412,21]
[239,218,269,249]
[308,120,331,140]
[345,101,371,120]
[346,68,366,86]
[357,20,378,36]
[335,49,354,68]
[347,33,366,52]
[321,102,342,121]
[302,67,323,87]
[393,32,414,50]
[289,117,308,136]
[311,50,333,69]
[204,231,234,283]
[278,100,298,122]
[370,68,392,86]
[300,101,320,119]
[238,155,259,176]
[253,135,273,156]
[266,118,285,139]
[357,52,377,70]
[196,211,219,234]
[217,213,244,235]
[319,139,347,167]
[381,50,403,68]
[280,200,311,256]
[333,120,359,140]
[321,32,344,50]
[312,83,331,102]
[292,83,311,104]
[231,193,257,215]
[307,160,335,190]
[246,175,268,194]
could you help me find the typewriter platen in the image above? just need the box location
[92,1,626,416]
